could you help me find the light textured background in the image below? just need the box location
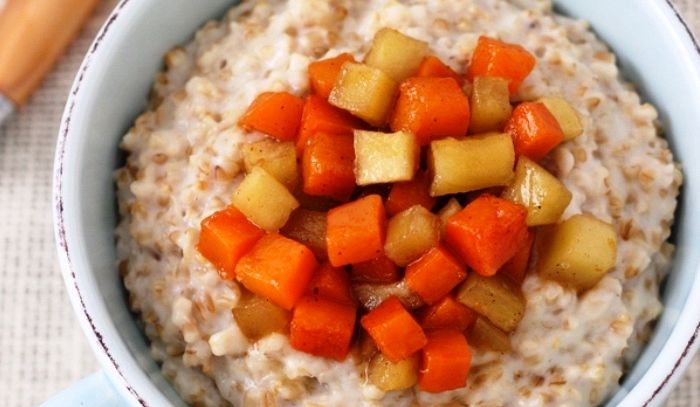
[0,0,697,406]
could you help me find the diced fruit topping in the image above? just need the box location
[242,139,299,189]
[233,291,290,341]
[354,130,420,186]
[466,36,536,94]
[368,352,419,391]
[390,77,470,146]
[280,208,328,261]
[505,101,565,161]
[238,91,304,141]
[232,166,299,231]
[308,53,356,99]
[290,296,356,360]
[364,28,430,83]
[468,316,511,353]
[469,76,512,133]
[537,96,583,140]
[361,296,428,362]
[384,205,440,267]
[329,62,398,126]
[456,273,525,332]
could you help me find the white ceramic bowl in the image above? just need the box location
[51,0,700,405]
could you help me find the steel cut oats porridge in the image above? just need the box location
[114,0,682,405]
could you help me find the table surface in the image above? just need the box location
[0,0,698,406]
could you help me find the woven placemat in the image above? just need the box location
[0,1,697,406]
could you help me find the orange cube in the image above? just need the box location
[238,92,304,141]
[361,296,427,362]
[290,296,357,360]
[296,95,362,155]
[418,296,476,332]
[235,234,318,310]
[466,36,536,94]
[351,254,400,284]
[390,77,470,146]
[499,230,534,285]
[418,330,472,392]
[308,53,356,99]
[196,206,264,280]
[306,263,356,306]
[326,195,386,267]
[302,132,356,201]
[504,102,565,161]
[405,246,467,305]
[386,173,436,217]
[415,55,464,85]
[445,194,529,277]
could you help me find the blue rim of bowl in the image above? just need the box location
[52,1,700,406]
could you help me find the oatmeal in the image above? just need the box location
[115,0,682,406]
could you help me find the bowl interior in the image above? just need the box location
[58,0,700,405]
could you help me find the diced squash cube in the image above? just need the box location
[419,296,477,332]
[538,96,583,141]
[505,102,564,161]
[233,291,290,341]
[365,28,429,83]
[306,263,356,306]
[437,198,462,239]
[466,36,536,94]
[242,139,299,189]
[405,246,467,305]
[428,133,515,196]
[390,77,470,146]
[418,330,472,393]
[456,273,525,332]
[329,62,398,126]
[290,296,356,360]
[468,317,511,353]
[386,172,436,217]
[368,352,419,391]
[308,53,356,99]
[469,76,512,133]
[232,166,299,231]
[499,230,534,285]
[445,194,529,276]
[235,234,318,310]
[326,195,386,266]
[297,94,361,155]
[351,254,400,284]
[302,132,356,201]
[384,205,440,267]
[536,214,617,291]
[416,55,464,85]
[502,157,572,226]
[238,92,304,141]
[280,208,327,260]
[354,130,419,186]
[360,296,428,362]
[197,207,264,280]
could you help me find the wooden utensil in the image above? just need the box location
[0,0,98,123]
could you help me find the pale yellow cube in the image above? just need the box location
[242,139,299,189]
[502,157,572,226]
[536,214,617,291]
[468,317,511,353]
[354,130,419,185]
[456,273,525,333]
[429,133,515,196]
[364,28,430,82]
[384,205,440,266]
[329,62,398,126]
[470,76,512,133]
[368,352,418,391]
[538,96,583,141]
[232,166,299,231]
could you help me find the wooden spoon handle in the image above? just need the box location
[0,0,98,106]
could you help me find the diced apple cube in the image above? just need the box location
[365,28,430,83]
[242,139,299,189]
[368,352,419,391]
[232,166,299,231]
[536,214,617,291]
[469,76,512,133]
[354,130,419,186]
[538,96,583,141]
[467,317,511,353]
[384,205,440,267]
[428,133,515,196]
[502,157,572,226]
[329,62,398,126]
[456,273,525,332]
